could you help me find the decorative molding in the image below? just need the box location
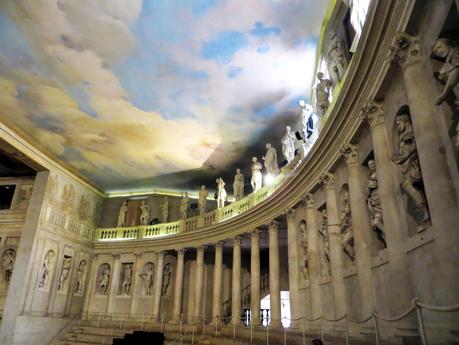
[340,143,359,165]
[388,32,422,69]
[320,172,336,190]
[360,101,385,127]
[286,208,296,221]
[303,193,315,209]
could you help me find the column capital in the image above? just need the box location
[112,254,120,259]
[268,220,279,232]
[285,208,296,221]
[215,241,225,248]
[303,193,315,209]
[388,32,422,69]
[340,143,359,165]
[155,250,165,256]
[232,236,243,246]
[134,252,143,258]
[250,229,261,238]
[176,248,186,255]
[320,172,336,190]
[360,101,385,127]
[196,245,205,252]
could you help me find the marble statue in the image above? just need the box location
[180,193,189,219]
[139,200,150,225]
[263,143,280,176]
[75,260,87,295]
[233,169,245,201]
[140,262,155,295]
[339,190,355,261]
[2,249,15,282]
[39,250,55,289]
[162,263,172,295]
[299,100,314,140]
[250,157,263,192]
[198,185,209,215]
[431,38,459,107]
[98,264,111,295]
[299,220,309,280]
[319,209,331,277]
[122,264,133,295]
[281,126,296,163]
[366,160,387,247]
[160,197,169,223]
[58,256,72,291]
[216,178,227,209]
[327,34,348,84]
[392,109,430,227]
[316,72,332,117]
[117,201,128,227]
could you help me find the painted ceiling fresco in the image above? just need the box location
[0,0,328,193]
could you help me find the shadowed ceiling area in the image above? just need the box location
[0,0,328,193]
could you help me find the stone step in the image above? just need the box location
[63,332,115,344]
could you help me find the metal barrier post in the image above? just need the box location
[302,318,306,345]
[215,317,218,337]
[251,321,253,343]
[202,316,206,335]
[160,313,164,332]
[180,314,183,334]
[233,322,236,339]
[320,318,324,342]
[192,325,195,344]
[415,302,428,345]
[344,317,349,345]
[373,314,380,345]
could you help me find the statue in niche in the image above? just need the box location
[250,157,263,192]
[78,194,92,221]
[431,38,459,107]
[75,260,87,295]
[139,262,155,295]
[216,178,227,209]
[198,185,209,215]
[180,192,189,219]
[281,126,296,163]
[160,197,169,223]
[366,160,387,247]
[339,190,355,261]
[327,33,348,84]
[262,143,280,176]
[121,264,133,295]
[98,263,111,295]
[298,220,308,280]
[392,108,431,228]
[139,200,150,225]
[162,263,172,296]
[233,169,245,201]
[58,256,72,291]
[319,210,331,277]
[2,249,15,282]
[117,201,128,227]
[315,72,332,117]
[38,250,55,289]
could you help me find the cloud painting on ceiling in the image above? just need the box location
[0,0,328,192]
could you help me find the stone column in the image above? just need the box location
[82,254,98,319]
[129,252,142,315]
[341,144,375,316]
[304,194,323,319]
[193,246,205,323]
[320,173,346,317]
[212,241,224,323]
[152,251,165,322]
[171,249,186,323]
[268,221,282,328]
[107,254,120,314]
[231,237,242,326]
[361,101,413,313]
[286,210,301,327]
[390,33,459,299]
[250,230,261,326]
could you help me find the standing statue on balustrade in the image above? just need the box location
[216,178,227,209]
[263,143,279,176]
[180,193,189,219]
[117,201,128,227]
[160,197,169,223]
[233,169,245,201]
[250,157,263,192]
[198,185,209,215]
[316,72,332,118]
[281,126,296,163]
[139,200,150,225]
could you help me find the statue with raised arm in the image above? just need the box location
[216,178,227,209]
[366,160,387,247]
[180,192,189,219]
[198,185,209,215]
[281,126,296,163]
[316,72,332,117]
[392,109,430,227]
[139,200,150,225]
[117,201,128,227]
[160,196,169,223]
[233,169,245,201]
[263,143,279,176]
[250,157,263,192]
[340,190,355,261]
